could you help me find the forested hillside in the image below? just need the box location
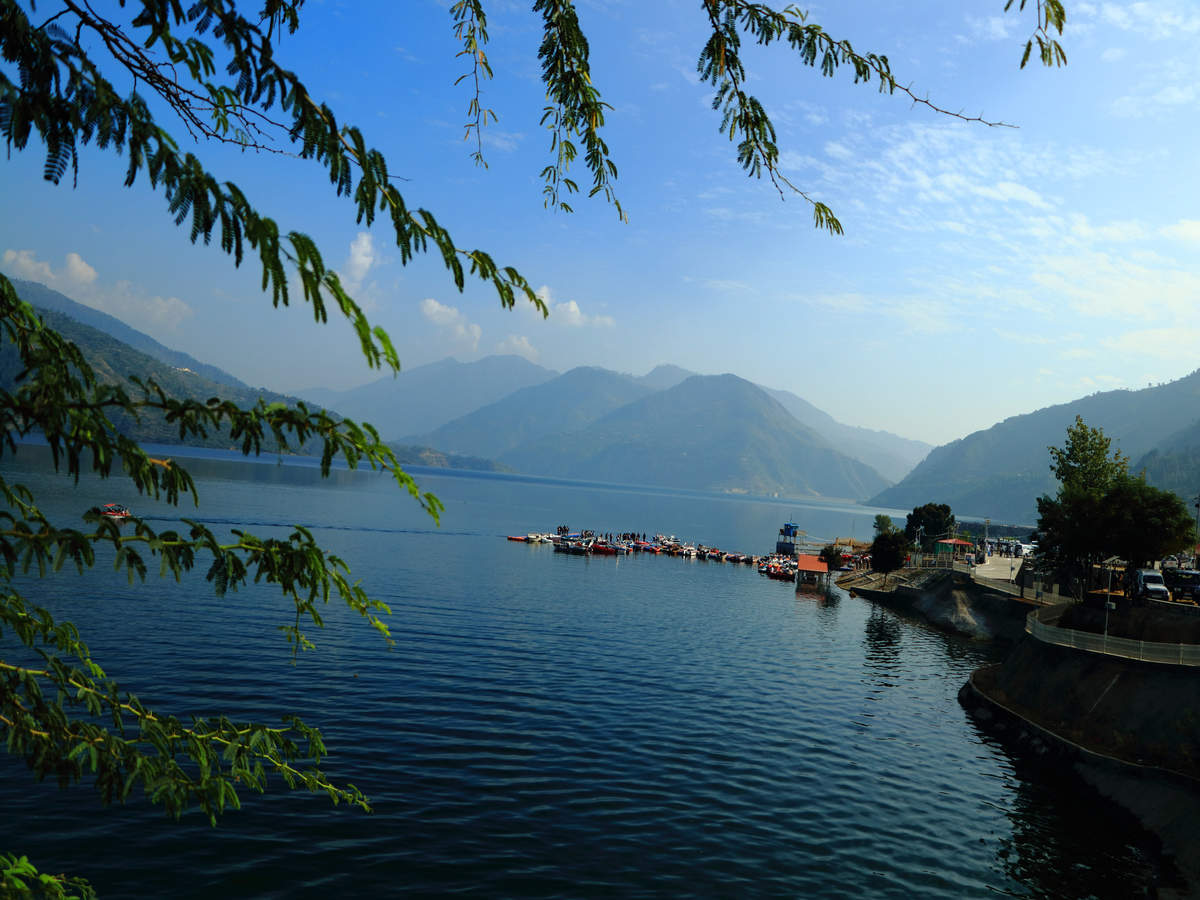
[9,277,249,389]
[871,370,1200,522]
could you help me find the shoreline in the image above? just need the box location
[961,666,1200,898]
[838,563,1200,896]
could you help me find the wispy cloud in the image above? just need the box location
[3,248,192,331]
[105,280,193,331]
[5,248,96,287]
[1160,219,1200,243]
[1029,249,1200,322]
[964,15,1015,41]
[495,334,539,361]
[481,130,524,152]
[421,298,481,350]
[531,285,615,327]
[1096,1,1200,38]
[1100,327,1200,365]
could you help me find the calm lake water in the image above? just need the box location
[1,448,1174,897]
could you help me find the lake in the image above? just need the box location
[0,447,1173,897]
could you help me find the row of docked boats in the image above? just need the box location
[506,526,836,592]
[507,531,772,567]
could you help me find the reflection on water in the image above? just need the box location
[0,447,1181,898]
[968,713,1174,898]
[863,604,903,670]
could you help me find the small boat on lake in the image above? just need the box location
[100,503,131,520]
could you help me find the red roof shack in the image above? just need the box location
[935,538,973,561]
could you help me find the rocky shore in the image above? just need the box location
[837,567,1032,641]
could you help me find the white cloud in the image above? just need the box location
[1070,215,1149,243]
[106,280,193,331]
[421,297,481,349]
[495,334,539,361]
[556,299,615,327]
[3,249,191,331]
[966,15,1014,40]
[3,248,55,283]
[1100,47,1127,62]
[64,252,97,284]
[345,232,377,288]
[1151,83,1197,106]
[1161,219,1200,243]
[1099,1,1200,38]
[529,285,615,327]
[1029,249,1200,322]
[1100,327,1200,365]
[824,141,853,161]
[973,180,1052,210]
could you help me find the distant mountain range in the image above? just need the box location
[300,355,558,437]
[870,370,1200,524]
[5,276,937,500]
[410,366,655,461]
[10,275,1196,518]
[497,373,890,499]
[1,279,507,470]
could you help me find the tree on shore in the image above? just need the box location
[1034,418,1193,594]
[870,530,910,587]
[905,503,954,551]
[818,543,841,569]
[0,0,1070,892]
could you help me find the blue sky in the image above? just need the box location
[3,1,1199,446]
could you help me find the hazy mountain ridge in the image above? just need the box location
[636,364,695,391]
[3,286,509,470]
[500,374,890,500]
[7,277,251,390]
[6,278,932,500]
[298,355,559,439]
[2,304,309,450]
[870,370,1200,523]
[763,387,932,483]
[409,366,653,459]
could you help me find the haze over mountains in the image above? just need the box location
[871,370,1200,524]
[300,354,557,437]
[6,276,1198,520]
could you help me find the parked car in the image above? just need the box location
[1131,568,1172,604]
[1162,569,1200,604]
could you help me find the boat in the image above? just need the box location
[100,503,131,520]
[554,539,593,555]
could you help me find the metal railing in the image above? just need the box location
[1026,603,1200,666]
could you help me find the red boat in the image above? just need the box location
[100,503,131,520]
